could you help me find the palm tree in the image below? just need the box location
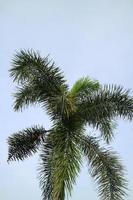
[8,50,133,200]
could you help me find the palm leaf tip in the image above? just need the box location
[80,135,127,200]
[13,84,39,111]
[70,77,100,96]
[101,85,133,120]
[10,49,67,88]
[99,119,117,144]
[7,126,46,162]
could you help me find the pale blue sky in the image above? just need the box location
[0,1,133,199]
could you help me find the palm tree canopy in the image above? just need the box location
[8,50,133,200]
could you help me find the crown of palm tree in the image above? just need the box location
[8,50,133,200]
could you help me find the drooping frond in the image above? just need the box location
[39,136,53,200]
[51,124,82,200]
[10,49,68,113]
[39,125,82,200]
[101,85,133,120]
[78,85,133,142]
[98,118,117,143]
[70,77,99,97]
[80,135,127,200]
[8,126,46,161]
[13,84,39,111]
[86,117,117,143]
[81,84,133,120]
[10,49,67,88]
[52,141,81,200]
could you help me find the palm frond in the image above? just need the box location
[13,84,39,111]
[52,142,81,200]
[70,77,99,96]
[10,50,73,119]
[8,126,46,161]
[98,118,117,143]
[78,85,133,142]
[39,125,82,200]
[10,49,67,88]
[87,117,117,143]
[102,85,133,120]
[39,137,53,200]
[80,135,127,200]
[51,125,82,200]
[82,85,133,120]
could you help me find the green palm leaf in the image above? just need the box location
[78,85,133,142]
[10,50,67,88]
[70,77,99,96]
[8,126,46,161]
[80,135,127,200]
[10,50,68,116]
[39,137,53,200]
[39,125,82,200]
[13,84,39,111]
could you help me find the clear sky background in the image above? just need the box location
[0,1,133,199]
